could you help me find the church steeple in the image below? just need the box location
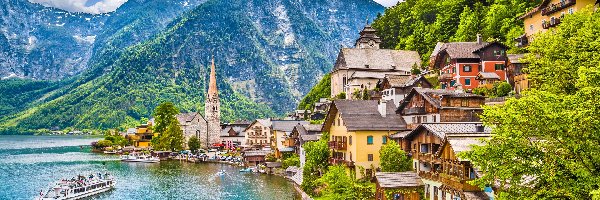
[204,56,221,149]
[354,21,381,49]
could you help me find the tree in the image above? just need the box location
[153,102,179,135]
[282,154,300,169]
[151,102,182,151]
[461,9,600,199]
[167,121,184,151]
[95,140,113,149]
[317,165,376,199]
[494,82,512,97]
[188,136,200,153]
[301,133,331,196]
[379,140,412,172]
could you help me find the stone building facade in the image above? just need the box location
[204,58,221,149]
[176,112,207,148]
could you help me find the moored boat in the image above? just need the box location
[36,173,115,200]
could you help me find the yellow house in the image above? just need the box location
[323,100,409,179]
[130,121,157,148]
[516,0,597,47]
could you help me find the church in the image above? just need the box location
[178,58,221,149]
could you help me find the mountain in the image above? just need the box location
[0,0,206,80]
[0,0,384,134]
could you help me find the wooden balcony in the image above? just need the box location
[329,158,355,167]
[418,171,440,181]
[541,0,576,16]
[542,17,562,29]
[439,174,481,192]
[328,141,347,150]
[417,153,440,163]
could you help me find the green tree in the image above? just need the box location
[298,73,331,110]
[167,121,184,151]
[188,136,200,153]
[379,140,412,172]
[317,165,376,199]
[461,9,600,199]
[153,102,179,135]
[151,102,182,151]
[95,140,113,148]
[494,82,512,97]
[282,154,300,169]
[301,133,331,196]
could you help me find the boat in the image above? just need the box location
[120,154,138,162]
[239,168,252,172]
[36,173,115,200]
[103,150,117,154]
[120,154,160,163]
[140,156,160,163]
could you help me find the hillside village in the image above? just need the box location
[91,1,600,200]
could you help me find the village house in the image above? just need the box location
[271,120,309,158]
[330,23,421,99]
[394,123,492,200]
[220,121,250,147]
[310,98,331,120]
[176,112,207,148]
[507,54,529,94]
[378,75,433,107]
[430,36,509,90]
[323,100,409,179]
[243,119,272,149]
[290,124,322,167]
[395,88,485,130]
[128,120,157,148]
[375,172,424,200]
[516,0,598,47]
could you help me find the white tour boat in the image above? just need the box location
[36,173,115,200]
[120,154,160,163]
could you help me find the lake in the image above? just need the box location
[0,135,299,200]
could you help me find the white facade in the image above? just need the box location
[403,114,440,125]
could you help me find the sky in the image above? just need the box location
[373,0,402,7]
[29,0,128,14]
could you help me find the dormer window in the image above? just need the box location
[365,65,370,68]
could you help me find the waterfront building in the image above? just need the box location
[378,75,433,107]
[176,112,207,148]
[375,172,424,200]
[430,37,509,90]
[397,123,492,200]
[516,0,598,47]
[244,119,272,149]
[290,124,322,167]
[323,100,409,179]
[129,121,157,148]
[220,121,251,146]
[330,23,421,99]
[395,88,485,129]
[204,58,221,149]
[271,120,309,158]
[243,150,270,166]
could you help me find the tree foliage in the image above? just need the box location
[151,102,184,151]
[461,9,600,199]
[282,154,300,169]
[188,136,200,153]
[298,73,331,110]
[301,133,331,196]
[372,0,541,63]
[315,165,375,200]
[379,140,412,172]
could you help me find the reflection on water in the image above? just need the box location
[0,135,299,200]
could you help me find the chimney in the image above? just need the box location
[477,34,482,44]
[378,100,387,117]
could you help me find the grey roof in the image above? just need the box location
[446,136,487,154]
[390,131,412,139]
[272,120,309,132]
[294,124,323,136]
[176,112,200,124]
[398,88,485,111]
[349,71,404,80]
[463,191,491,200]
[405,122,492,140]
[375,172,423,188]
[327,100,408,131]
[220,124,247,137]
[508,54,526,64]
[279,147,295,152]
[335,48,421,72]
[430,42,446,58]
[436,42,489,59]
[256,119,272,127]
[476,72,501,80]
[243,150,270,157]
[300,134,321,142]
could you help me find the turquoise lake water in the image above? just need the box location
[0,135,299,200]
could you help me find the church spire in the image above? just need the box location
[208,56,218,97]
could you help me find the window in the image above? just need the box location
[446,98,451,106]
[342,76,347,86]
[461,99,469,107]
[423,116,427,123]
[417,116,421,123]
[368,154,373,161]
[349,136,352,145]
[569,8,574,14]
[367,136,373,145]
[529,24,534,31]
[465,78,471,86]
[382,136,387,144]
[433,115,437,122]
[478,65,482,72]
[495,64,505,70]
[463,65,472,72]
[420,144,429,153]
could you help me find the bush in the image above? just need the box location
[95,140,113,148]
[282,154,300,169]
[494,82,512,97]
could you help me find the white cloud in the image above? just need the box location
[29,0,128,14]
[373,0,403,7]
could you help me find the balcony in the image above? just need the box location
[404,107,426,115]
[439,174,481,192]
[542,17,562,29]
[329,157,355,167]
[417,153,440,163]
[438,73,454,81]
[541,0,576,16]
[418,171,440,181]
[328,141,347,150]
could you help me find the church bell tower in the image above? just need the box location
[204,57,221,148]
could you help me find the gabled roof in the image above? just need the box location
[476,72,501,80]
[243,118,272,132]
[375,172,423,188]
[220,124,247,137]
[176,112,203,124]
[334,48,421,72]
[438,42,489,59]
[271,120,309,132]
[403,122,492,141]
[384,75,432,88]
[397,88,485,112]
[323,100,408,131]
